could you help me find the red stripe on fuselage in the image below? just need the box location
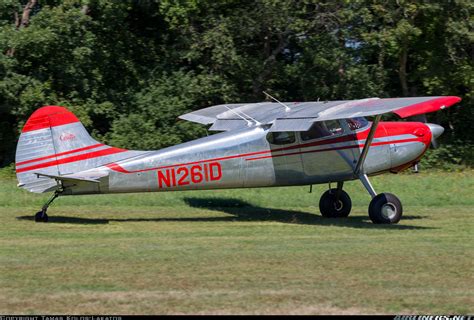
[16,147,127,173]
[104,130,376,174]
[245,138,421,161]
[105,148,274,174]
[270,134,360,154]
[107,136,422,174]
[16,143,104,166]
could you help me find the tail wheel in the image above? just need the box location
[319,189,352,218]
[369,193,403,224]
[34,211,48,223]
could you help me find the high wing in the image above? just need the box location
[179,96,461,132]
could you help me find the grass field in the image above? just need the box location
[0,170,473,314]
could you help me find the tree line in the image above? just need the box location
[0,0,472,167]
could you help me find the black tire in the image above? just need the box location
[368,193,402,224]
[34,211,48,223]
[319,189,352,218]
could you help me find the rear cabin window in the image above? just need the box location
[267,131,296,145]
[300,120,343,141]
[346,117,369,131]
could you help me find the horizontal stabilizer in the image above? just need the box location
[34,172,104,183]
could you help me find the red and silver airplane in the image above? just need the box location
[15,95,461,224]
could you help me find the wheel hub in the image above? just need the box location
[381,203,397,220]
[333,200,343,211]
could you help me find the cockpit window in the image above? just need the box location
[267,131,296,145]
[300,120,343,141]
[346,117,369,131]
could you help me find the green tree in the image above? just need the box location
[0,0,472,167]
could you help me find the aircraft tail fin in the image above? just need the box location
[15,106,136,193]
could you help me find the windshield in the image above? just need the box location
[346,117,369,131]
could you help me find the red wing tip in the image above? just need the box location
[441,96,462,104]
[450,96,462,103]
[22,105,80,133]
[394,96,462,118]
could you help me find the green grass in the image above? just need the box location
[0,170,473,314]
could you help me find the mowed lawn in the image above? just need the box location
[0,170,473,314]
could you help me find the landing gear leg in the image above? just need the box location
[319,181,352,218]
[35,190,60,223]
[359,174,403,224]
[353,115,403,224]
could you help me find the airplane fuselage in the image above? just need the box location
[16,99,458,224]
[65,119,432,195]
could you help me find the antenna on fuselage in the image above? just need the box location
[224,106,261,127]
[263,91,291,112]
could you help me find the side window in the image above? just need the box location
[300,120,343,141]
[267,131,296,145]
[346,117,369,131]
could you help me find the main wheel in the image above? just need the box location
[368,193,402,224]
[319,189,352,218]
[34,211,48,223]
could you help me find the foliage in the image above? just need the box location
[0,0,472,165]
[0,162,14,179]
[420,142,474,171]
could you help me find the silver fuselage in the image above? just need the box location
[64,121,429,195]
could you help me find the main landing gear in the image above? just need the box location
[359,173,403,224]
[317,114,403,224]
[34,190,61,222]
[319,182,352,218]
[368,193,402,224]
[318,175,403,224]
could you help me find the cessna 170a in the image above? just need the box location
[16,95,461,224]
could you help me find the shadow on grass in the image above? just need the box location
[17,216,109,224]
[181,197,431,230]
[17,197,432,230]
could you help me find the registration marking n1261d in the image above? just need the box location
[157,162,222,188]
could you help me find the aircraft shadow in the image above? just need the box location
[182,197,431,230]
[17,215,109,224]
[17,197,431,230]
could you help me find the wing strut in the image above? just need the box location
[353,114,382,198]
[354,114,382,176]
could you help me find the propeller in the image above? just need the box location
[409,114,445,173]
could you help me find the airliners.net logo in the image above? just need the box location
[395,316,472,320]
